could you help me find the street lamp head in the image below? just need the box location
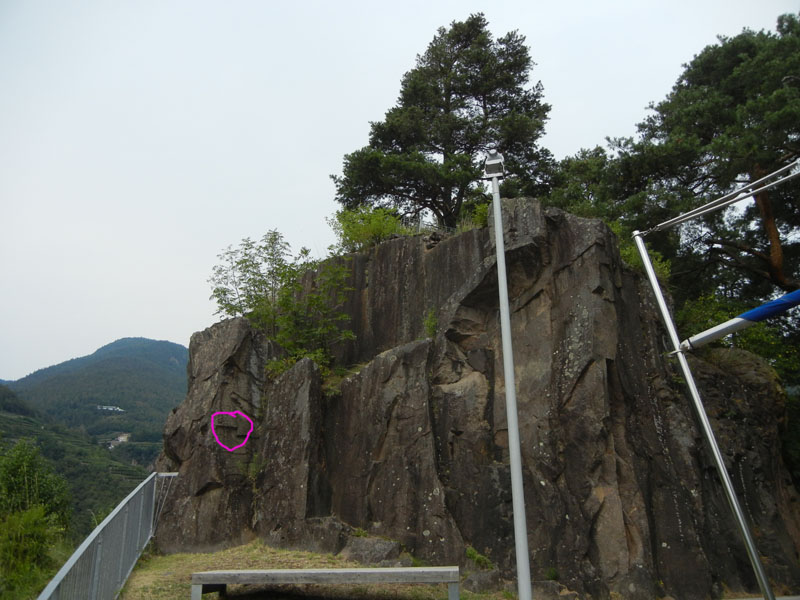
[483,149,505,179]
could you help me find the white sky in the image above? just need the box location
[1,0,796,380]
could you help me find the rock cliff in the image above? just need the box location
[155,199,800,599]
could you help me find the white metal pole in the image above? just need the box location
[632,231,775,600]
[491,179,533,600]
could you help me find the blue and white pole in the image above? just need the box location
[681,289,800,351]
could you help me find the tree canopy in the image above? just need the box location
[626,13,800,297]
[549,14,800,293]
[332,13,552,228]
[545,13,800,386]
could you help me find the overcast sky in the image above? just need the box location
[1,1,796,380]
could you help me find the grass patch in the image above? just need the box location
[465,546,494,570]
[120,539,507,600]
[322,363,370,398]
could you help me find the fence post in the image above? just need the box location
[89,533,103,600]
[116,504,130,591]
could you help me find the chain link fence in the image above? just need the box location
[37,472,176,600]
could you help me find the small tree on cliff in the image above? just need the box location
[332,13,553,228]
[208,230,291,337]
[209,234,354,376]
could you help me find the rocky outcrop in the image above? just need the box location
[155,199,800,599]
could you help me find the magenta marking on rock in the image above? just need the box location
[210,410,254,452]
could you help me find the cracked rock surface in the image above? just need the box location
[155,199,800,599]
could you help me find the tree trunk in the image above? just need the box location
[753,166,798,291]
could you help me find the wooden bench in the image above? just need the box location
[190,566,460,600]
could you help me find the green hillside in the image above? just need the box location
[0,337,189,542]
[9,338,188,462]
[0,387,148,540]
[0,384,38,417]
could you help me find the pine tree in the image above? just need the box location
[332,13,552,228]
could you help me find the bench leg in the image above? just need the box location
[191,583,227,599]
[448,582,459,600]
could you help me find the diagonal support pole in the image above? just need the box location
[633,231,775,600]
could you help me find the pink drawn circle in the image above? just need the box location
[211,410,254,452]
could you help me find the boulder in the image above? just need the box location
[338,536,402,565]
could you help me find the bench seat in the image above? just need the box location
[191,566,460,600]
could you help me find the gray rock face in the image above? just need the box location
[155,200,800,599]
[338,536,402,565]
[155,317,275,552]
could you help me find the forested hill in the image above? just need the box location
[8,338,188,449]
[0,383,148,540]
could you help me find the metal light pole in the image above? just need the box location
[485,150,533,600]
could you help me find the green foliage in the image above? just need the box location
[455,201,490,232]
[0,506,62,598]
[0,438,71,529]
[547,14,800,296]
[210,234,356,378]
[109,441,162,466]
[546,15,800,389]
[423,309,438,338]
[607,221,671,282]
[628,12,800,297]
[268,254,355,378]
[465,546,494,570]
[327,207,411,254]
[332,13,552,228]
[0,439,74,598]
[676,294,800,386]
[0,384,37,417]
[472,203,490,229]
[0,411,147,541]
[209,230,291,336]
[547,146,619,220]
[544,566,560,581]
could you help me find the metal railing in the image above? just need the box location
[37,472,177,600]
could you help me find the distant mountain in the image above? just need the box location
[9,338,188,441]
[12,337,188,393]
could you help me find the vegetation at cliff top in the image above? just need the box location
[332,13,552,229]
[209,231,354,377]
[327,206,413,254]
